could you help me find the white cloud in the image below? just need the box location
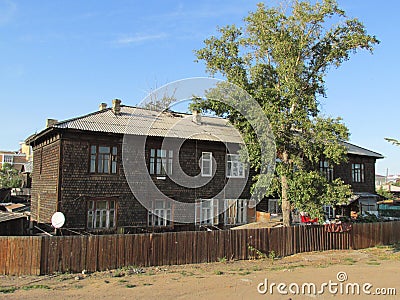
[115,33,167,45]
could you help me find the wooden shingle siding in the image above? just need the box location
[31,131,252,231]
[31,136,61,223]
[334,154,377,193]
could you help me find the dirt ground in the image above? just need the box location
[1,245,399,300]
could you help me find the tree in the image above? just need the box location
[385,138,400,147]
[0,163,22,188]
[194,0,379,225]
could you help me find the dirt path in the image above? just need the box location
[1,245,399,299]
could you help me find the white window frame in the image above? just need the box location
[150,149,173,175]
[319,160,333,181]
[226,154,245,178]
[3,155,13,164]
[195,199,219,225]
[323,204,335,219]
[352,163,364,183]
[224,199,248,225]
[87,199,116,229]
[201,152,212,177]
[148,200,173,226]
[268,199,281,214]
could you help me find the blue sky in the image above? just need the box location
[0,0,399,175]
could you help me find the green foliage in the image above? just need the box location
[0,286,18,294]
[248,244,267,259]
[353,212,382,223]
[20,285,51,290]
[377,186,394,200]
[194,0,378,225]
[385,138,400,147]
[0,163,22,188]
[217,256,227,263]
[288,171,352,222]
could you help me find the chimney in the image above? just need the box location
[46,119,58,128]
[192,109,201,125]
[112,99,121,114]
[99,103,107,111]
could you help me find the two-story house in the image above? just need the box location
[27,99,383,232]
[26,100,255,233]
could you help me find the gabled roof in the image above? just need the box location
[343,141,384,159]
[26,104,384,158]
[31,105,244,144]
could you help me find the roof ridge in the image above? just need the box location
[55,107,114,127]
[54,105,225,127]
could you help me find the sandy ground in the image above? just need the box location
[1,245,399,300]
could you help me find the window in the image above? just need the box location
[3,155,13,164]
[195,199,219,225]
[323,205,335,220]
[201,152,212,177]
[352,163,364,183]
[268,199,281,214]
[149,149,173,175]
[224,199,248,225]
[319,160,333,181]
[148,200,172,226]
[87,199,116,229]
[90,145,117,174]
[226,154,244,178]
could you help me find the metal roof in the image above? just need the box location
[0,211,26,223]
[31,105,383,157]
[52,106,244,144]
[343,141,384,159]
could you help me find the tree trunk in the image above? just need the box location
[281,150,291,227]
[281,174,291,227]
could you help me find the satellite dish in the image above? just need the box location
[51,212,65,228]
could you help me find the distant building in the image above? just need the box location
[0,150,27,171]
[375,174,386,187]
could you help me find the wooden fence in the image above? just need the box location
[1,221,400,275]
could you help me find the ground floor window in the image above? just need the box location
[359,198,378,214]
[87,199,116,229]
[323,204,335,220]
[148,200,173,226]
[224,199,248,225]
[195,199,219,225]
[268,199,281,214]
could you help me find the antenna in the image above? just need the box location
[51,212,65,229]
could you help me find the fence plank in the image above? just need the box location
[3,221,400,275]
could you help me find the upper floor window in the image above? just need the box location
[201,152,212,177]
[352,163,364,183]
[3,155,13,164]
[87,199,116,229]
[148,200,172,226]
[226,154,244,178]
[319,160,333,181]
[90,145,117,174]
[149,149,173,175]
